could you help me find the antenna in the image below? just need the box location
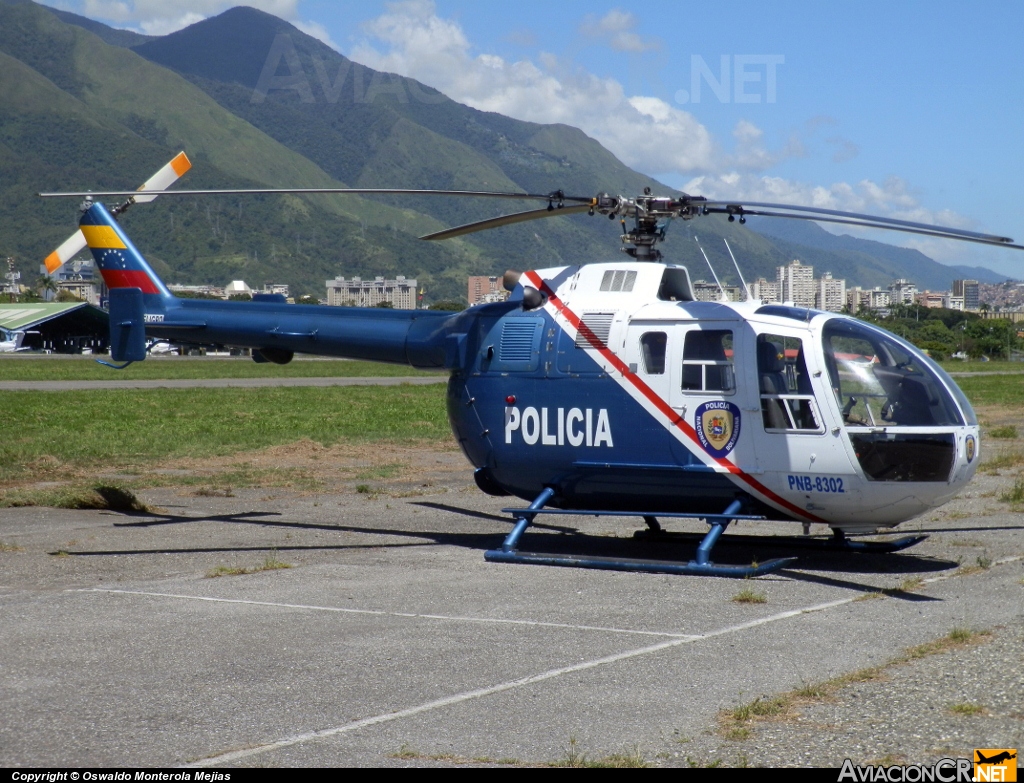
[723,239,750,301]
[694,236,727,302]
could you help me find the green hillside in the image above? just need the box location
[0,1,492,299]
[1,1,1004,303]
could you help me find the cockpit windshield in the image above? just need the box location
[822,319,964,428]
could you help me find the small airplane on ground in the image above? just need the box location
[39,154,1024,577]
[0,328,36,352]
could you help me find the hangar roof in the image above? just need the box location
[0,303,104,331]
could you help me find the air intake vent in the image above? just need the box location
[500,320,537,362]
[576,313,615,349]
[599,270,638,292]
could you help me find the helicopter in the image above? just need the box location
[39,153,1024,577]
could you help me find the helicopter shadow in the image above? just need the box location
[97,505,958,599]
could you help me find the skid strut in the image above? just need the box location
[485,493,796,578]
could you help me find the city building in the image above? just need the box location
[168,284,226,298]
[749,277,781,304]
[52,257,104,306]
[225,280,252,298]
[326,275,418,309]
[889,279,918,306]
[691,281,742,302]
[468,276,509,305]
[815,272,846,312]
[846,287,891,313]
[953,279,980,311]
[916,291,946,309]
[777,260,816,307]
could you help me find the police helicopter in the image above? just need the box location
[39,153,1024,577]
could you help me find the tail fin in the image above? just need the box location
[80,202,173,301]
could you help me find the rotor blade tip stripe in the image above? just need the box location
[171,152,191,176]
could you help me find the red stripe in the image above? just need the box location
[100,269,160,295]
[525,270,822,523]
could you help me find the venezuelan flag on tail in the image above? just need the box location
[80,202,173,300]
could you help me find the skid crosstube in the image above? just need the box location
[485,492,796,578]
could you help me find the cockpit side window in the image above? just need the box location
[757,334,821,432]
[822,320,963,428]
[682,329,734,393]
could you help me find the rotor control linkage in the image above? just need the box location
[486,496,795,578]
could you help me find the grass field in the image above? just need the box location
[0,384,451,484]
[0,356,440,381]
[1,360,1020,508]
[940,361,1024,375]
[953,374,1024,407]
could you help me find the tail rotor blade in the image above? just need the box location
[133,152,191,204]
[44,231,87,274]
[42,152,191,273]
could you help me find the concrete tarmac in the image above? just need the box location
[1,472,1021,768]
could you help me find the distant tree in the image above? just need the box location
[295,295,320,305]
[228,293,252,301]
[54,289,81,302]
[374,301,394,308]
[429,300,466,311]
[35,274,57,301]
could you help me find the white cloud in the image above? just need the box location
[350,2,731,176]
[579,9,660,53]
[826,136,860,163]
[681,171,980,263]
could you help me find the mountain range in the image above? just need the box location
[0,0,1009,301]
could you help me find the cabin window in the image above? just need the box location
[681,330,734,393]
[640,331,667,374]
[757,334,822,432]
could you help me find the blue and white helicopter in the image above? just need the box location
[40,154,1024,577]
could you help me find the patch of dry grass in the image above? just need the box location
[206,552,292,578]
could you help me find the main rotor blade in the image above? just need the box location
[38,187,595,205]
[702,200,1015,245]
[42,152,192,273]
[705,207,1024,250]
[420,203,596,241]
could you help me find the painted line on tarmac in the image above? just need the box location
[84,588,702,639]
[167,594,853,767]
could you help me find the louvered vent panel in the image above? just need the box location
[576,313,614,348]
[500,320,537,362]
[599,270,638,292]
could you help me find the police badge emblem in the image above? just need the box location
[694,401,741,459]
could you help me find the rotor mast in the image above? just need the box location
[593,188,707,261]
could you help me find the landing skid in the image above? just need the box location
[485,490,796,578]
[633,526,928,553]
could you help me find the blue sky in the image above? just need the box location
[42,1,1024,277]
